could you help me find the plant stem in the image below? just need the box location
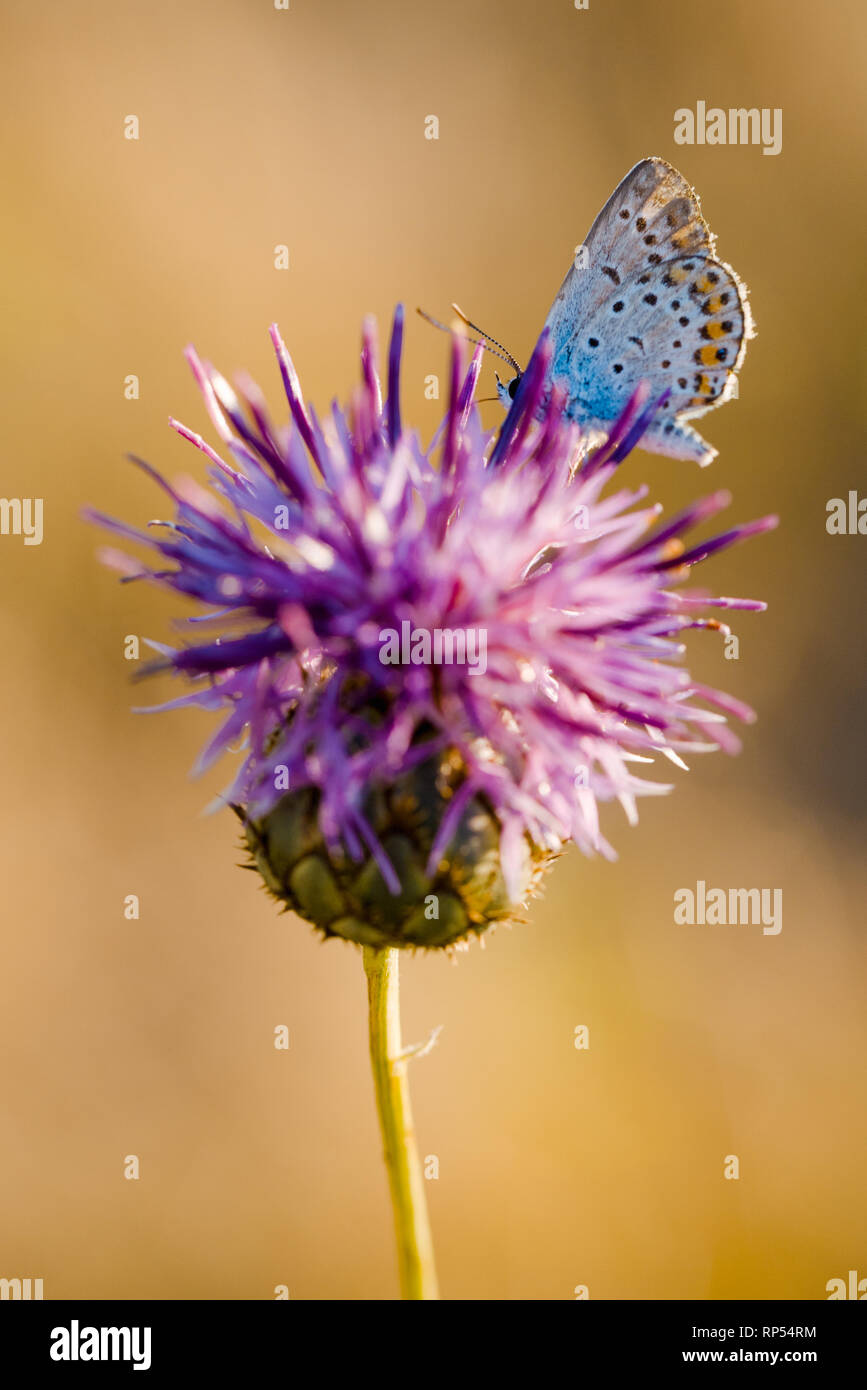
[362,945,439,1300]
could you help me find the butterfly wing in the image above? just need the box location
[542,157,753,465]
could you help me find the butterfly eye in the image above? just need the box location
[508,376,521,399]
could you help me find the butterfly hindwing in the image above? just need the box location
[551,255,750,460]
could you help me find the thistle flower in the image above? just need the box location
[87,307,776,950]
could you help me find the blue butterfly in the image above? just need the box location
[467,158,753,466]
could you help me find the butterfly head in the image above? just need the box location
[496,372,522,409]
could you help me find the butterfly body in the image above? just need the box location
[499,157,754,465]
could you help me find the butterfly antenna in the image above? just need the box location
[450,303,521,374]
[416,306,520,371]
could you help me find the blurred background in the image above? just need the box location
[2,0,865,1299]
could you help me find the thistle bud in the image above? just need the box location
[241,744,555,949]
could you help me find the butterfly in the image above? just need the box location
[454,157,753,466]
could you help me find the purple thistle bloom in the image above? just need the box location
[87,307,776,915]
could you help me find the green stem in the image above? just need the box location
[362,945,439,1300]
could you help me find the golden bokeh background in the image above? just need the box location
[2,0,865,1299]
